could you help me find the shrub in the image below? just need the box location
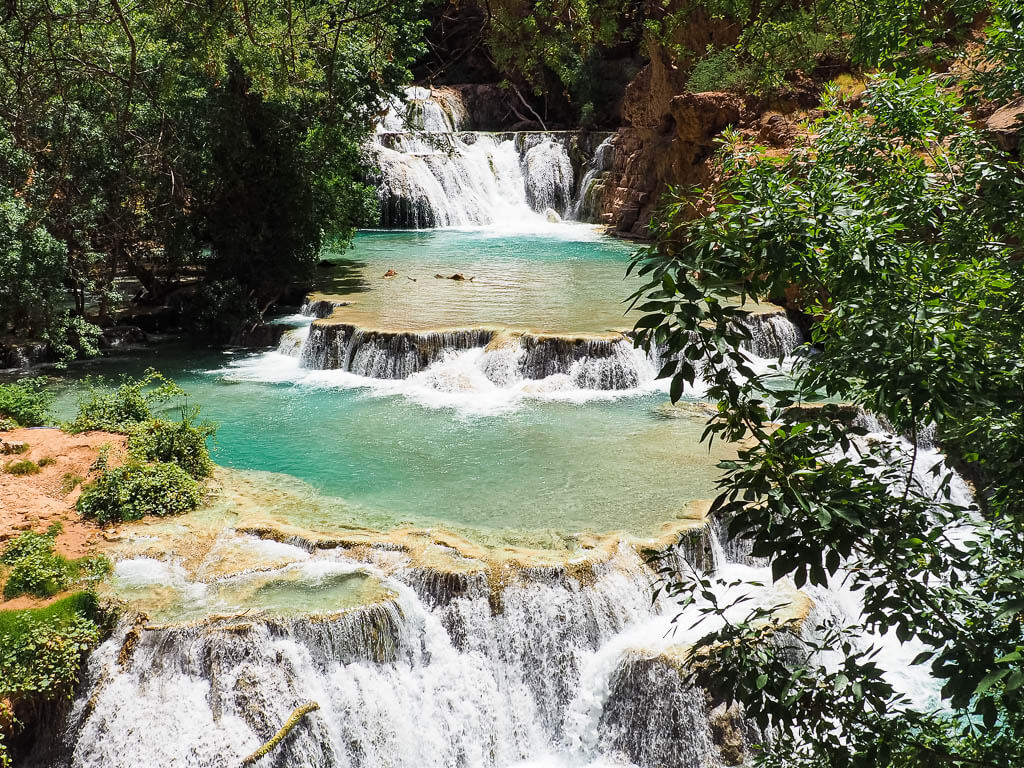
[0,379,52,428]
[76,461,202,524]
[2,549,72,599]
[2,528,69,599]
[685,46,747,93]
[65,369,183,433]
[0,525,61,564]
[1,526,112,599]
[0,416,15,432]
[0,592,103,700]
[60,472,84,494]
[89,443,111,474]
[128,405,216,479]
[0,592,107,768]
[37,456,55,467]
[3,459,38,476]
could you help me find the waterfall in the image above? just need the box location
[520,134,575,215]
[29,394,967,768]
[289,323,659,391]
[572,136,615,222]
[41,523,800,768]
[367,87,589,228]
[270,309,807,401]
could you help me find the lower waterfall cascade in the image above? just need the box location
[34,419,966,768]
[38,515,804,768]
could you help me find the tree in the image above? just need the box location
[628,23,1024,767]
[0,0,425,343]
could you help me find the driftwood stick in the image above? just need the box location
[240,702,320,765]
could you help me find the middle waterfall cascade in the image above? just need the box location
[53,518,806,768]
[367,87,605,228]
[277,306,807,394]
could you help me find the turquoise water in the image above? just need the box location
[45,229,737,546]
[315,228,639,333]
[51,347,727,545]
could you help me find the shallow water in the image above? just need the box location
[52,345,731,545]
[313,228,639,333]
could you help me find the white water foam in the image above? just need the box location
[208,345,670,417]
[369,87,583,230]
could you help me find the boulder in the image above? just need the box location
[986,99,1024,153]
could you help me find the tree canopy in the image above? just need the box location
[629,4,1024,764]
[0,0,425,353]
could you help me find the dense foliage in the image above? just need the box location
[463,0,993,123]
[0,378,52,427]
[0,0,425,348]
[630,11,1024,762]
[1,525,111,599]
[66,369,184,434]
[683,0,985,94]
[76,460,203,524]
[67,369,214,519]
[128,406,216,479]
[0,592,108,768]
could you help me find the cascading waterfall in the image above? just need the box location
[33,403,967,768]
[572,136,615,222]
[277,308,806,395]
[367,87,584,228]
[42,521,799,768]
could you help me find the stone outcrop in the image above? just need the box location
[986,98,1024,153]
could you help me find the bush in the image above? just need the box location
[3,459,38,476]
[76,460,202,524]
[0,525,61,564]
[65,369,183,433]
[1,526,112,599]
[685,46,748,93]
[0,379,52,427]
[128,405,215,479]
[0,592,102,698]
[0,592,108,768]
[2,550,72,599]
[37,456,55,467]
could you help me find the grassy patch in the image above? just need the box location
[0,591,101,638]
[3,459,39,476]
[37,456,55,468]
[60,472,84,494]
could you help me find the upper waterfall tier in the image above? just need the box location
[367,87,610,228]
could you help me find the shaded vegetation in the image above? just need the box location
[630,5,1024,763]
[0,0,426,352]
